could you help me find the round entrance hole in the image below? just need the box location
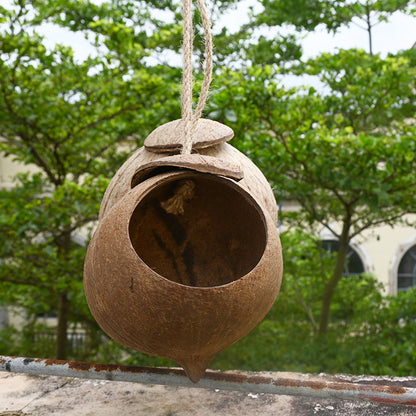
[129,172,268,287]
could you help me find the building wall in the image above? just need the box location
[0,307,8,329]
[0,154,30,189]
[0,155,40,327]
[356,220,416,294]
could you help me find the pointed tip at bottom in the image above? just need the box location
[179,355,214,383]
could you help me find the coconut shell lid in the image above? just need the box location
[144,118,234,153]
[131,154,244,188]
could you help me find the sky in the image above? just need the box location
[217,0,416,57]
[291,13,415,58]
[214,0,416,89]
[6,0,416,91]
[29,0,416,63]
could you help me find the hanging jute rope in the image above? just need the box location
[181,0,213,154]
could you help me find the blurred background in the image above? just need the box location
[0,0,416,376]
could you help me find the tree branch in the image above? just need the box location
[350,211,412,238]
[0,276,53,292]
[292,276,318,333]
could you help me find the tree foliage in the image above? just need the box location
[207,48,416,334]
[0,0,416,375]
[212,231,416,376]
[0,0,182,359]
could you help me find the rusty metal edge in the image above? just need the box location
[0,355,415,406]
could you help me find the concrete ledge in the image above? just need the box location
[1,372,416,416]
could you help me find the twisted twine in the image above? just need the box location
[181,0,213,154]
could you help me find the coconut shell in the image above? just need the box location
[84,171,283,383]
[86,119,283,383]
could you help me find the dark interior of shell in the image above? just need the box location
[128,173,267,288]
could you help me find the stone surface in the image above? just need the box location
[1,372,416,416]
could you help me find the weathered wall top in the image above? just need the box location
[1,371,416,416]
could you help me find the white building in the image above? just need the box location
[316,218,416,295]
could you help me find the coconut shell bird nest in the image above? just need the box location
[84,0,283,383]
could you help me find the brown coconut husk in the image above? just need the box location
[85,171,283,383]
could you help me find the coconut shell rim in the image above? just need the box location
[121,170,274,292]
[130,154,244,187]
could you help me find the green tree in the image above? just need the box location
[214,1,416,335]
[0,0,182,359]
[212,231,416,376]
[208,47,416,335]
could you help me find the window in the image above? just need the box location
[398,245,416,292]
[321,240,365,277]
